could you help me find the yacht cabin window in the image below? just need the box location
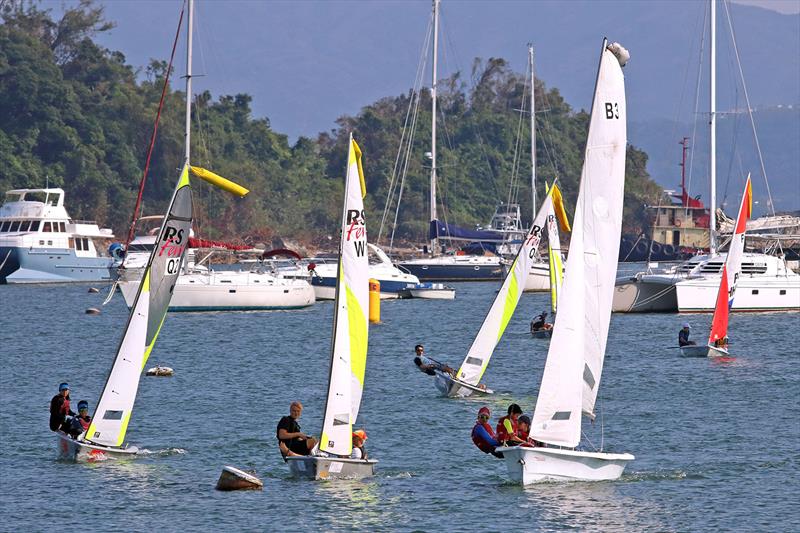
[19,221,30,231]
[43,222,52,232]
[0,221,9,232]
[29,220,40,231]
[9,221,20,232]
[59,222,66,232]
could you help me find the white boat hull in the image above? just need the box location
[285,455,377,480]
[675,276,800,312]
[433,371,493,397]
[407,288,455,299]
[679,345,710,357]
[707,345,729,358]
[56,431,138,462]
[120,275,315,311]
[531,328,552,339]
[612,276,678,312]
[523,261,552,292]
[497,446,634,484]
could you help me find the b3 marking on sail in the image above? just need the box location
[604,102,620,119]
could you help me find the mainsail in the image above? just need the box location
[453,186,557,389]
[531,41,627,447]
[319,137,370,457]
[87,165,193,447]
[545,182,570,314]
[708,175,752,344]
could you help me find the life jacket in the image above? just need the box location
[471,422,497,454]
[516,426,529,442]
[77,415,91,431]
[60,397,71,416]
[496,415,518,443]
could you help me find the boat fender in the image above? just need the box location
[518,458,525,465]
[634,241,648,256]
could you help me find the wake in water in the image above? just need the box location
[137,447,188,457]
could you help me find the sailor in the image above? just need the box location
[351,429,368,459]
[678,323,696,346]
[515,414,540,447]
[413,344,455,377]
[530,311,551,333]
[49,382,75,432]
[471,406,503,459]
[68,400,92,439]
[276,401,317,459]
[496,403,523,445]
[713,336,729,350]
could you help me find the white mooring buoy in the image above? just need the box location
[215,466,263,491]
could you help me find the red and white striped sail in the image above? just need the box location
[708,175,752,344]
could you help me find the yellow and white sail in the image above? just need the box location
[450,185,559,395]
[319,136,370,456]
[545,182,570,314]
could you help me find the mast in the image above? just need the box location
[529,44,536,218]
[184,0,194,167]
[430,0,439,255]
[709,0,716,253]
[680,136,689,207]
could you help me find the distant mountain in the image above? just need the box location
[630,106,800,215]
[83,0,799,141]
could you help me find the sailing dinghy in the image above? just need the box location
[497,40,634,484]
[680,175,752,358]
[285,136,377,480]
[56,0,248,461]
[434,185,561,398]
[530,183,570,339]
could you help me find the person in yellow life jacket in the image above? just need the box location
[496,403,525,445]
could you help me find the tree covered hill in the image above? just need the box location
[1,1,661,247]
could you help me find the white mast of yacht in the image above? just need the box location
[529,44,536,217]
[429,0,439,256]
[184,0,194,167]
[709,0,717,254]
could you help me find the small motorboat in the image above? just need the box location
[399,282,456,300]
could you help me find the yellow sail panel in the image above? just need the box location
[346,284,368,387]
[496,259,520,343]
[189,166,249,197]
[551,182,571,233]
[349,140,366,198]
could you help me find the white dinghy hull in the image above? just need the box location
[434,371,494,398]
[679,345,711,357]
[530,328,552,339]
[56,431,138,462]
[497,446,634,484]
[285,456,377,480]
[707,345,729,358]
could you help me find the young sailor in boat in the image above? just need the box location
[49,383,75,433]
[515,415,541,447]
[713,337,729,350]
[276,401,317,459]
[350,430,368,459]
[678,323,696,347]
[530,311,553,334]
[68,400,92,439]
[496,404,524,445]
[471,406,503,459]
[413,344,455,377]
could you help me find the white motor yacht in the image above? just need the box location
[0,188,118,283]
[311,243,419,299]
[613,252,800,312]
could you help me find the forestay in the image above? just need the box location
[708,175,752,344]
[453,186,557,387]
[319,137,370,457]
[87,165,193,447]
[531,42,627,447]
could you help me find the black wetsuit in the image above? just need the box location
[49,394,75,432]
[277,416,310,456]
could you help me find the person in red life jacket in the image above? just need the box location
[515,414,543,447]
[496,403,524,445]
[471,406,503,458]
[49,382,75,432]
[68,400,92,439]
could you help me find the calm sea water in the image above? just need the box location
[1,273,798,532]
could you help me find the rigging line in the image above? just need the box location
[686,2,708,203]
[390,84,425,251]
[124,0,185,250]
[668,1,705,153]
[722,0,775,217]
[507,66,529,210]
[379,16,432,245]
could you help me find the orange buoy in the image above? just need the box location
[368,278,380,324]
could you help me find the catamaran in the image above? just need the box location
[56,0,248,461]
[433,185,561,398]
[680,176,752,357]
[285,136,377,480]
[531,183,570,339]
[497,40,634,484]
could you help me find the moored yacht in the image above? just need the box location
[0,188,118,284]
[612,252,800,312]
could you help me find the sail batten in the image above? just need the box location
[319,137,370,456]
[531,42,627,447]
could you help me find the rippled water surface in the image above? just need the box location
[1,275,798,531]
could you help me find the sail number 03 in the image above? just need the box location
[605,102,620,119]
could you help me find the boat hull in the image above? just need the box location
[216,466,263,491]
[397,260,503,282]
[675,277,800,312]
[679,345,709,357]
[285,455,377,480]
[531,328,552,339]
[496,446,634,484]
[0,246,116,284]
[55,431,138,462]
[612,276,678,312]
[312,276,413,300]
[433,371,493,397]
[523,261,554,292]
